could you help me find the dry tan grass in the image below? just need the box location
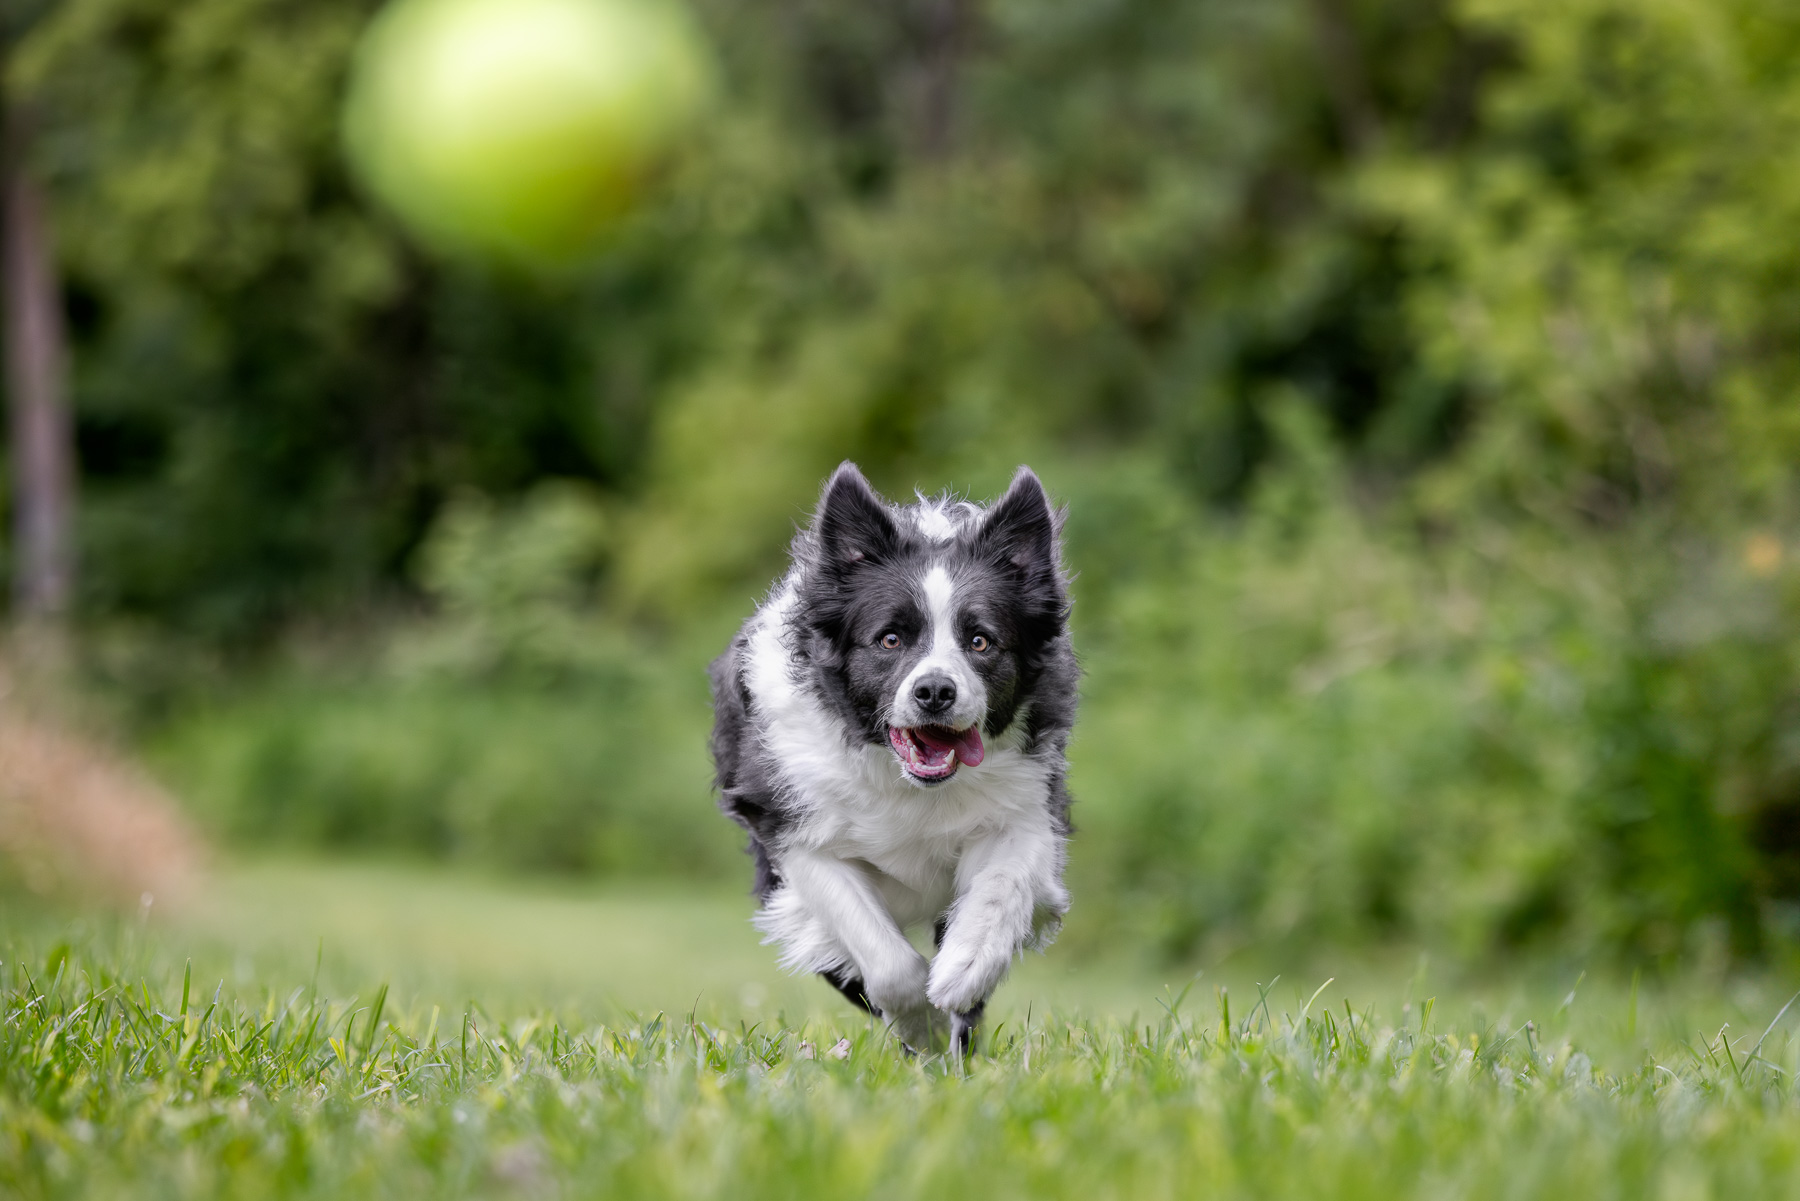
[0,676,203,909]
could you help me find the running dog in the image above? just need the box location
[709,462,1077,1053]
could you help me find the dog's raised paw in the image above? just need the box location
[926,942,1007,1015]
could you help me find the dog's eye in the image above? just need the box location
[970,634,990,652]
[880,632,901,650]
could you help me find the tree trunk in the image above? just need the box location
[1308,0,1380,156]
[4,100,74,625]
[917,0,966,159]
[900,0,970,160]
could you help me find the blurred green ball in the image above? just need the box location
[343,0,712,265]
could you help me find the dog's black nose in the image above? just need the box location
[913,674,957,715]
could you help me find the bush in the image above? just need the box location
[1067,452,1800,967]
[155,675,733,876]
[150,485,738,878]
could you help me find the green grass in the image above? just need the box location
[169,856,1250,1018]
[10,861,1800,1199]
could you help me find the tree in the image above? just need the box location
[3,0,73,633]
[4,95,73,625]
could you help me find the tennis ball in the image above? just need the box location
[343,0,713,265]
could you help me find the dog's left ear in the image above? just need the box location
[975,466,1061,585]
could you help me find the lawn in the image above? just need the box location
[7,859,1800,1199]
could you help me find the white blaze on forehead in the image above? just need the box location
[921,564,956,645]
[892,563,987,733]
[915,506,957,542]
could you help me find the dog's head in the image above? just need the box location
[798,462,1068,786]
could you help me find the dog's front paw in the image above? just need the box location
[886,1005,942,1054]
[927,940,1009,1015]
[863,951,930,1018]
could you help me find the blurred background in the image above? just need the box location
[7,0,1800,1015]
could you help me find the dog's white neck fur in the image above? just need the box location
[743,556,1069,1040]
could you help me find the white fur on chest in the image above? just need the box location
[743,580,1053,914]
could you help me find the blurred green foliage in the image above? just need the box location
[153,676,735,875]
[154,482,736,875]
[13,0,1800,965]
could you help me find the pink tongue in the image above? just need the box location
[915,725,985,767]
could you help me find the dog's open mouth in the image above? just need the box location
[888,724,986,781]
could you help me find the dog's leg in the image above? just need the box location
[777,849,935,1049]
[927,821,1067,1019]
[949,1001,986,1058]
[934,916,978,1059]
[820,966,874,1013]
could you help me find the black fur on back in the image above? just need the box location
[707,638,785,898]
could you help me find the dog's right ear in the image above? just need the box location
[814,461,899,568]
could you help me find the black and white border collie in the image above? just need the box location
[709,462,1077,1054]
